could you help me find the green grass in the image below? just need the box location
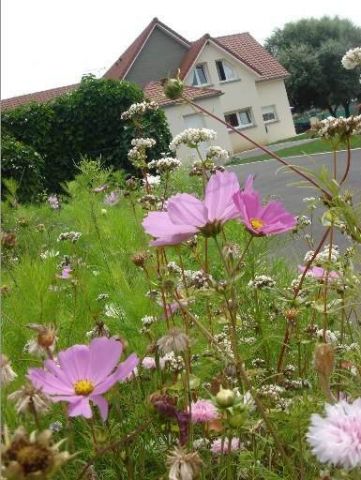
[269,131,311,145]
[228,135,361,165]
[2,159,361,479]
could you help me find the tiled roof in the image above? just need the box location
[215,33,288,80]
[178,34,209,79]
[104,17,190,80]
[144,81,223,107]
[1,84,78,111]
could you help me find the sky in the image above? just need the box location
[2,0,361,99]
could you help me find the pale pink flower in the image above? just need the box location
[28,337,138,421]
[298,266,340,282]
[48,195,60,210]
[104,190,120,206]
[233,176,296,236]
[189,399,219,423]
[307,398,361,469]
[210,437,242,454]
[142,171,240,246]
[142,356,156,369]
[93,184,108,193]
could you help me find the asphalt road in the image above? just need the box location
[228,148,361,263]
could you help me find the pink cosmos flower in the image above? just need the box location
[28,337,138,421]
[141,356,156,369]
[210,437,242,454]
[298,266,340,282]
[189,399,219,423]
[233,176,296,236]
[58,266,72,279]
[142,171,240,246]
[307,398,361,469]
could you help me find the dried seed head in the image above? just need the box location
[166,446,202,480]
[26,324,58,353]
[284,308,298,323]
[1,426,72,479]
[1,232,17,249]
[8,384,50,415]
[1,354,17,386]
[131,251,148,268]
[157,328,190,354]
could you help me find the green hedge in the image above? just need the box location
[1,135,45,203]
[2,76,172,195]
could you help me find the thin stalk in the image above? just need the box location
[181,95,331,200]
[339,137,351,185]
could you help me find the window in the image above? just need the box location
[225,108,253,128]
[262,105,277,123]
[216,60,237,81]
[192,64,208,86]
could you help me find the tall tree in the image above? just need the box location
[265,17,361,115]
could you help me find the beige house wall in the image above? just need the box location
[180,42,296,154]
[163,96,232,164]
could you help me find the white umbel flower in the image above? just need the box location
[169,128,216,150]
[342,47,361,70]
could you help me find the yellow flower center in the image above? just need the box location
[74,379,94,396]
[250,218,264,230]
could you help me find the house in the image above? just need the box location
[1,18,296,158]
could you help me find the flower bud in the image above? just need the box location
[162,76,184,100]
[215,387,235,407]
[314,343,334,379]
[131,251,148,268]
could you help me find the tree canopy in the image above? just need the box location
[265,17,361,115]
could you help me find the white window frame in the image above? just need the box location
[224,108,254,129]
[191,63,209,86]
[262,105,278,123]
[215,59,238,82]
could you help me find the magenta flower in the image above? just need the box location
[142,171,240,246]
[58,266,72,280]
[189,399,219,423]
[307,398,361,469]
[210,437,242,454]
[298,266,340,282]
[28,337,138,421]
[233,175,296,236]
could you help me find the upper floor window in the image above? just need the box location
[216,60,237,82]
[262,105,278,123]
[192,64,209,86]
[225,108,253,129]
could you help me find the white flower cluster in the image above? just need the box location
[312,115,361,139]
[248,275,276,289]
[258,384,285,401]
[169,128,216,150]
[131,138,156,149]
[183,270,212,289]
[161,352,185,372]
[167,261,182,275]
[316,329,339,344]
[206,145,229,162]
[296,215,312,228]
[304,244,340,264]
[57,231,82,243]
[148,157,182,173]
[128,138,156,167]
[104,303,125,319]
[141,315,157,327]
[40,249,59,260]
[341,47,361,70]
[143,174,161,187]
[121,101,158,120]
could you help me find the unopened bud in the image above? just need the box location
[215,387,235,407]
[314,343,334,379]
[162,75,184,100]
[131,251,148,268]
[284,308,298,323]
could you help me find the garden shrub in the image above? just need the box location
[1,134,45,203]
[1,75,172,194]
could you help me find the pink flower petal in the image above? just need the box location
[150,232,195,247]
[117,353,139,382]
[28,368,73,395]
[57,345,90,383]
[167,194,208,227]
[91,395,109,421]
[205,171,240,222]
[89,337,122,385]
[68,398,92,418]
[142,211,197,238]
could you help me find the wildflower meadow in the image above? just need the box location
[1,48,361,480]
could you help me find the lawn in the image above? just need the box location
[228,134,361,165]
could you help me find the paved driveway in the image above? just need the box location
[228,148,361,263]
